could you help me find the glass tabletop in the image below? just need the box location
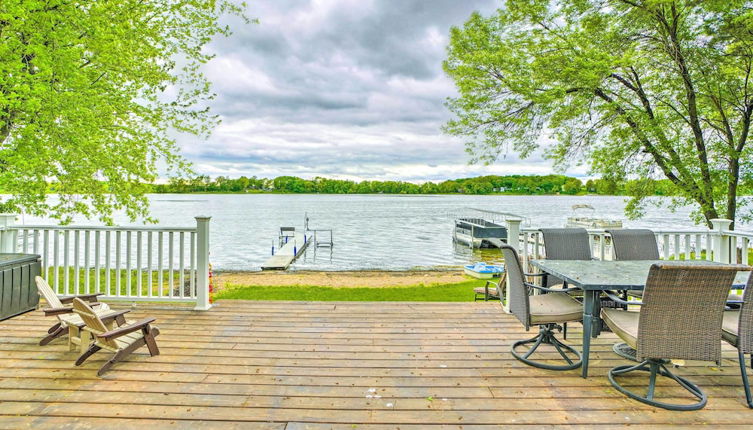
[530,259,751,291]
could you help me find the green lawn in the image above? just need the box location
[214,279,493,302]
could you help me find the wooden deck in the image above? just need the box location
[1,300,753,428]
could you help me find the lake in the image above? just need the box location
[18,194,750,271]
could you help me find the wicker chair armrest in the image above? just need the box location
[604,290,643,306]
[42,306,74,316]
[98,317,156,341]
[59,293,104,304]
[526,282,581,293]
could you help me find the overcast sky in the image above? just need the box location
[178,0,574,182]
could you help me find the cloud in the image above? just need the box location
[175,0,567,181]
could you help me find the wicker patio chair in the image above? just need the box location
[601,264,749,410]
[72,298,161,376]
[35,276,128,351]
[722,272,753,408]
[539,228,591,288]
[607,229,660,260]
[501,244,583,370]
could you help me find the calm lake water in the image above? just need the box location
[18,194,752,271]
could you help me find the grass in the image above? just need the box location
[214,279,491,302]
[44,266,192,297]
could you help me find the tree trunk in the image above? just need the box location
[727,157,740,230]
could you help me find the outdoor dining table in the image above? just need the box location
[530,259,751,378]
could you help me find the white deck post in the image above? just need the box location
[710,218,733,264]
[0,214,18,253]
[503,218,523,313]
[195,216,212,310]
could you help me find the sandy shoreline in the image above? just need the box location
[214,270,468,288]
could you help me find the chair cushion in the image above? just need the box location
[529,293,582,324]
[473,287,499,296]
[601,308,639,349]
[723,310,739,346]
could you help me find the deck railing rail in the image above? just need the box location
[0,214,211,310]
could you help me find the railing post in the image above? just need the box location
[194,216,212,311]
[0,214,18,253]
[710,218,733,264]
[503,218,522,313]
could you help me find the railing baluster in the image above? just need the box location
[599,233,606,260]
[147,231,153,298]
[52,231,59,292]
[158,232,164,298]
[190,231,196,297]
[673,234,680,260]
[684,234,691,261]
[179,232,185,298]
[743,237,750,265]
[95,231,100,293]
[63,230,70,295]
[694,234,702,260]
[22,229,28,253]
[84,230,90,294]
[126,231,132,297]
[706,233,713,261]
[105,231,111,295]
[115,231,121,296]
[32,229,39,255]
[42,230,49,277]
[74,230,80,294]
[662,234,670,260]
[168,231,174,298]
[136,231,142,297]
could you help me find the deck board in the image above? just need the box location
[1,300,752,428]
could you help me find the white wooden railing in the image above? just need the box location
[0,214,211,310]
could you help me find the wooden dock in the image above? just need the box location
[2,300,753,427]
[261,232,312,270]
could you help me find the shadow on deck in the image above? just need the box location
[1,300,752,428]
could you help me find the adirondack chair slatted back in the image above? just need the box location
[72,298,119,350]
[738,273,753,353]
[35,276,63,309]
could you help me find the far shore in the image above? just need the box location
[215,269,469,289]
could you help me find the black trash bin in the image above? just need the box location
[0,254,42,320]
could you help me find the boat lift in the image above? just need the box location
[261,213,333,270]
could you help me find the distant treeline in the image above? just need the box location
[151,175,681,196]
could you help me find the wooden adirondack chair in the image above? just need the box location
[72,297,161,376]
[36,276,128,351]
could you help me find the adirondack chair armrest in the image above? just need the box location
[100,310,131,324]
[59,293,104,304]
[42,306,74,316]
[98,317,156,341]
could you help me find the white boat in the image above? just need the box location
[566,204,622,229]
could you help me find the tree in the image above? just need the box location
[444,0,753,228]
[0,0,247,223]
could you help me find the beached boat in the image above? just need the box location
[566,204,622,229]
[464,263,504,279]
